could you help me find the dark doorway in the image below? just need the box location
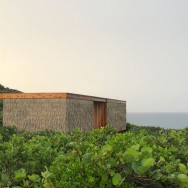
[94,101,107,128]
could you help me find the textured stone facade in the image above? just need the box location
[66,99,93,132]
[107,102,126,131]
[3,95,126,132]
[3,99,67,131]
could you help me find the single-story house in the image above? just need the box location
[0,93,126,132]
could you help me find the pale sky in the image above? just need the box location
[0,0,188,112]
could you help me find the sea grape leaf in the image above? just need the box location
[107,157,117,167]
[132,162,149,175]
[132,162,140,173]
[141,146,153,154]
[142,158,155,167]
[41,170,52,179]
[179,164,187,173]
[23,180,29,187]
[178,174,188,183]
[131,144,140,150]
[153,171,163,180]
[112,173,122,186]
[124,154,135,163]
[164,164,174,173]
[109,169,115,176]
[15,169,26,181]
[43,182,54,188]
[136,166,149,175]
[28,174,41,183]
[102,144,112,152]
[124,148,139,161]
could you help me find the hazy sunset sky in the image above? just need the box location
[1,0,188,112]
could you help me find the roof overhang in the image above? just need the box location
[0,93,126,104]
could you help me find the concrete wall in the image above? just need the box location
[66,99,93,132]
[107,102,126,130]
[3,98,67,131]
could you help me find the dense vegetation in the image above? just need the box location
[0,100,3,126]
[0,85,188,187]
[0,84,21,94]
[0,124,188,188]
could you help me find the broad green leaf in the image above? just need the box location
[153,172,163,180]
[23,180,29,187]
[107,157,117,167]
[131,144,140,150]
[124,148,139,161]
[15,169,26,181]
[182,182,188,188]
[132,162,140,173]
[178,174,188,183]
[109,169,115,176]
[141,146,153,154]
[124,154,135,163]
[136,166,149,175]
[112,173,122,186]
[43,182,54,188]
[142,158,155,167]
[41,171,52,179]
[28,174,41,183]
[102,144,112,152]
[132,162,149,175]
[179,164,187,173]
[164,164,174,173]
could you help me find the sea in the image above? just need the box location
[127,112,188,129]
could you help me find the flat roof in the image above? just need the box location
[0,93,126,104]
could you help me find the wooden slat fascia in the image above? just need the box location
[0,93,67,99]
[0,93,126,104]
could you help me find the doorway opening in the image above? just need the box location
[94,101,107,129]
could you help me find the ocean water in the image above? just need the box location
[127,112,188,129]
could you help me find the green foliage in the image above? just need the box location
[0,84,21,93]
[0,100,3,111]
[0,125,18,141]
[0,100,3,126]
[0,111,2,126]
[0,125,188,187]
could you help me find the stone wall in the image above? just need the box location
[3,99,67,131]
[107,102,126,130]
[66,99,94,132]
